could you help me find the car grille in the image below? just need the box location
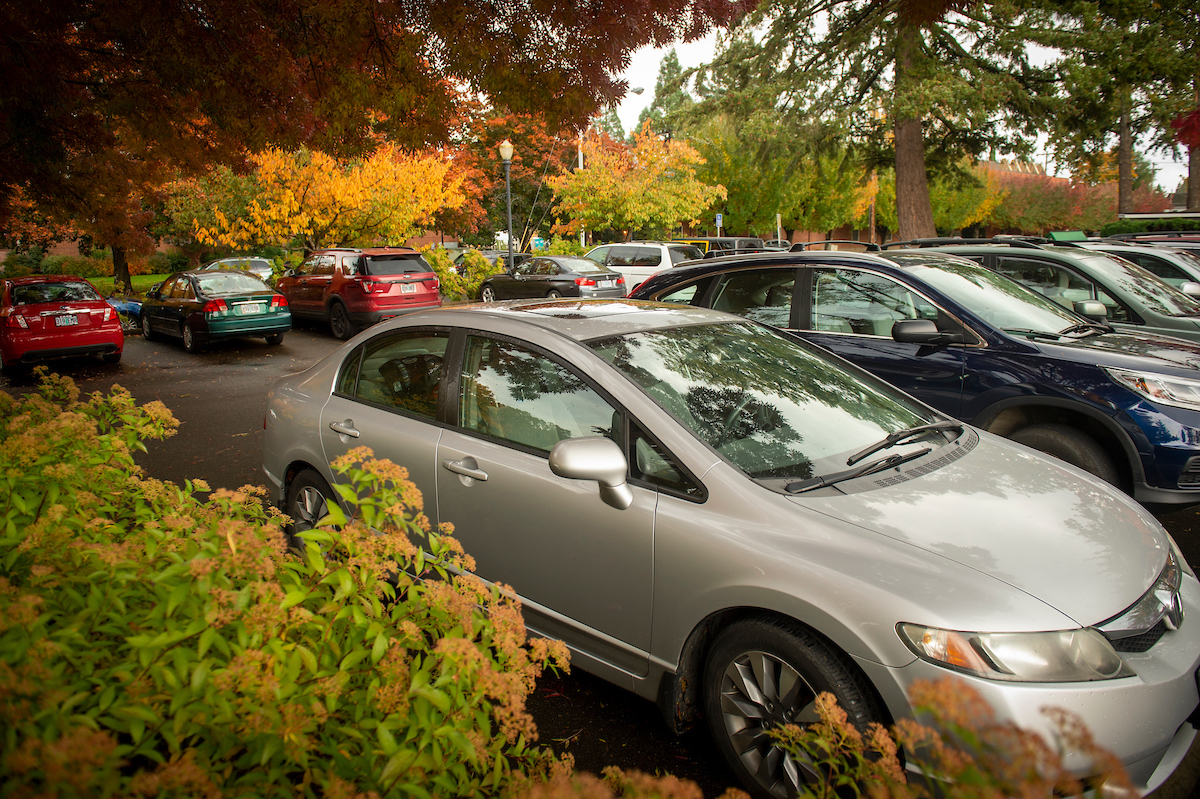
[1178,457,1200,487]
[1105,621,1167,653]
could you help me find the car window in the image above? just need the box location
[349,332,448,419]
[710,269,796,327]
[533,259,559,276]
[297,257,319,276]
[11,281,102,305]
[585,246,609,265]
[608,246,638,266]
[668,246,704,264]
[1124,254,1190,287]
[313,255,336,276]
[1073,252,1200,318]
[996,256,1130,322]
[459,336,616,453]
[195,273,269,294]
[811,269,939,335]
[633,248,662,267]
[630,422,701,498]
[656,276,716,306]
[514,260,538,276]
[363,254,433,276]
[170,279,196,300]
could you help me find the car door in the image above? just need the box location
[435,333,655,675]
[143,276,181,334]
[319,329,451,525]
[278,255,323,318]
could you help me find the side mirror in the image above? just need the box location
[549,436,632,510]
[1180,281,1200,298]
[1073,300,1108,321]
[892,318,963,346]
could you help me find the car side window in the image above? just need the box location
[608,246,637,266]
[810,269,938,335]
[656,276,716,306]
[585,246,609,265]
[514,260,538,276]
[710,269,796,327]
[633,248,662,267]
[341,255,363,276]
[630,422,702,498]
[170,279,195,300]
[313,255,336,276]
[534,259,559,276]
[352,332,448,419]
[459,336,616,453]
[297,257,319,276]
[1126,254,1189,287]
[995,256,1130,322]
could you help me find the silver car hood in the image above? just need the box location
[790,431,1170,627]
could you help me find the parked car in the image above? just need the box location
[890,238,1200,344]
[762,238,791,250]
[478,255,625,301]
[1,275,123,369]
[1071,240,1200,289]
[673,236,766,255]
[275,247,440,340]
[140,269,290,352]
[631,248,1200,507]
[199,255,275,284]
[263,298,1200,798]
[583,241,704,292]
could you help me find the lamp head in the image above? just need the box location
[498,139,514,162]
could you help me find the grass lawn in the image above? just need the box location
[90,274,169,296]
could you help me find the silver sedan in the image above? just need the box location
[262,299,1200,798]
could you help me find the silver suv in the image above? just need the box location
[584,241,704,292]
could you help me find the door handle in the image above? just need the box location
[442,459,488,482]
[329,420,360,438]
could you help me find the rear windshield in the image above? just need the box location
[11,281,100,305]
[556,257,610,274]
[361,254,433,276]
[194,272,271,294]
[669,246,704,263]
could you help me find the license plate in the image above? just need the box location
[599,280,613,287]
[237,303,264,315]
[54,315,77,327]
[401,283,418,294]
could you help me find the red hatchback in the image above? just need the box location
[1,275,124,370]
[275,247,441,339]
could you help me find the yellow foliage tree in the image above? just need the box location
[195,145,466,252]
[549,123,725,239]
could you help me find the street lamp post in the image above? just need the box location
[498,139,515,270]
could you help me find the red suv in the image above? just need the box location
[276,247,441,339]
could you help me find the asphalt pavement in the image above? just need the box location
[4,321,1200,798]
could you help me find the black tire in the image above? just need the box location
[181,323,203,353]
[141,313,156,341]
[547,289,562,298]
[329,302,353,340]
[285,468,337,550]
[265,332,285,345]
[704,618,883,799]
[102,352,122,364]
[481,285,496,303]
[1009,423,1118,485]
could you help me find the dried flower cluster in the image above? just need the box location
[0,372,568,797]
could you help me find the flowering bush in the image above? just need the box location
[0,372,570,797]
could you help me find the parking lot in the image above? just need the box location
[5,321,1200,798]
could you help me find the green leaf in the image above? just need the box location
[280,589,309,610]
[371,632,389,664]
[380,748,418,787]
[340,650,369,671]
[198,627,216,658]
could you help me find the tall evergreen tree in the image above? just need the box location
[637,50,694,137]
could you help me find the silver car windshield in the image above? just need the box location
[1077,252,1200,317]
[589,321,939,481]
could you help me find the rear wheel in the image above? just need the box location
[1009,423,1118,485]
[704,618,883,799]
[329,302,353,340]
[102,352,122,364]
[481,285,496,302]
[547,289,562,298]
[286,468,337,551]
[265,332,285,345]
[181,323,203,353]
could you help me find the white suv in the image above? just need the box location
[584,241,705,293]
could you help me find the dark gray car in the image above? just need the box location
[479,255,625,301]
[263,299,1200,799]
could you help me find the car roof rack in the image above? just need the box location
[790,240,881,252]
[881,236,1049,250]
[1109,230,1200,240]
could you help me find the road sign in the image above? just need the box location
[715,213,723,228]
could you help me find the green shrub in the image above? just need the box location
[1100,218,1200,236]
[423,247,500,302]
[38,253,112,277]
[0,372,570,798]
[1,247,45,277]
[148,251,189,275]
[542,237,587,257]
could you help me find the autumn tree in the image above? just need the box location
[549,124,725,241]
[1,0,753,288]
[189,145,465,253]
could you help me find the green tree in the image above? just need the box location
[636,50,694,137]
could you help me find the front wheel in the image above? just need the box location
[181,323,203,353]
[329,303,353,340]
[141,313,156,341]
[704,618,883,799]
[285,468,337,551]
[1009,423,1118,485]
[481,285,496,303]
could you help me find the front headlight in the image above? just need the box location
[1104,366,1200,412]
[898,624,1135,682]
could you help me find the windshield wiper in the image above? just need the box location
[786,448,932,494]
[1003,328,1072,341]
[1057,321,1112,336]
[845,420,963,466]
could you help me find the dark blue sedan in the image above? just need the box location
[631,249,1200,507]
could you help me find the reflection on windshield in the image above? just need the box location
[1083,253,1200,317]
[904,260,1081,334]
[195,273,270,294]
[589,322,935,481]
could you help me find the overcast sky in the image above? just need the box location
[616,35,1189,195]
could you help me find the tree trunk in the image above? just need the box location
[112,244,133,295]
[893,23,937,241]
[1118,90,1133,216]
[1190,143,1199,212]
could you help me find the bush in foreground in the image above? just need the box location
[0,373,569,797]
